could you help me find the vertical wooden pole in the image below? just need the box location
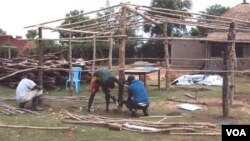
[222,49,229,117]
[205,41,208,73]
[164,23,170,90]
[118,5,126,103]
[69,37,74,96]
[92,34,96,75]
[229,22,237,105]
[8,48,11,59]
[38,27,43,87]
[109,34,113,70]
[222,21,236,117]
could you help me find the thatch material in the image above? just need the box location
[208,3,250,40]
[223,3,250,21]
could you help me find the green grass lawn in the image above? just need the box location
[0,76,249,141]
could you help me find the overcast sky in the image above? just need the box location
[0,0,245,38]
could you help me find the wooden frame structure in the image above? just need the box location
[25,3,250,117]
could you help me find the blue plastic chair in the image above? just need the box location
[66,67,82,93]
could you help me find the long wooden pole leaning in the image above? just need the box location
[38,27,44,87]
[118,5,127,105]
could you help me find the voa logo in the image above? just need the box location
[226,129,246,136]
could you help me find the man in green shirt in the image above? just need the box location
[87,69,122,113]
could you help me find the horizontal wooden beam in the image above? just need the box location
[24,35,127,41]
[128,37,250,43]
[24,4,121,28]
[124,5,161,24]
[37,25,101,34]
[1,46,17,49]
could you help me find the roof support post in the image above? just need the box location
[92,34,96,75]
[38,27,44,87]
[164,23,170,90]
[68,34,74,96]
[8,48,11,59]
[109,33,113,70]
[222,21,236,117]
[228,22,237,106]
[118,4,126,105]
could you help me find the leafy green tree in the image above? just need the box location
[0,28,6,35]
[145,0,192,37]
[96,0,139,59]
[189,27,202,36]
[141,0,192,59]
[60,10,91,39]
[190,4,230,36]
[59,10,94,58]
[25,30,37,39]
[24,29,61,55]
[57,1,139,60]
[201,4,230,18]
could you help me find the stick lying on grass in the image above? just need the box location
[0,124,70,130]
[0,101,42,116]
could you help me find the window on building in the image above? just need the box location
[210,43,243,57]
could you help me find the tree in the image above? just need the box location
[26,30,37,39]
[24,29,61,55]
[0,28,6,35]
[190,4,230,36]
[145,0,192,37]
[60,10,91,39]
[141,0,192,59]
[96,0,139,59]
[59,10,94,58]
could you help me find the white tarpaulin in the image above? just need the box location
[177,103,202,111]
[171,74,223,86]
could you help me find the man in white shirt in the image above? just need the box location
[16,73,43,111]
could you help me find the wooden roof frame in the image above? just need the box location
[25,3,250,116]
[25,3,250,40]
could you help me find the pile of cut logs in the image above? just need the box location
[0,54,90,89]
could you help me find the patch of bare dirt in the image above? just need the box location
[170,87,210,92]
[63,129,75,138]
[234,92,250,104]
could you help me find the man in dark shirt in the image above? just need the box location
[87,69,122,113]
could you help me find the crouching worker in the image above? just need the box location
[124,75,149,117]
[16,73,44,111]
[87,69,122,113]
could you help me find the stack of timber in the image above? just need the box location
[0,55,90,89]
[62,111,221,135]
